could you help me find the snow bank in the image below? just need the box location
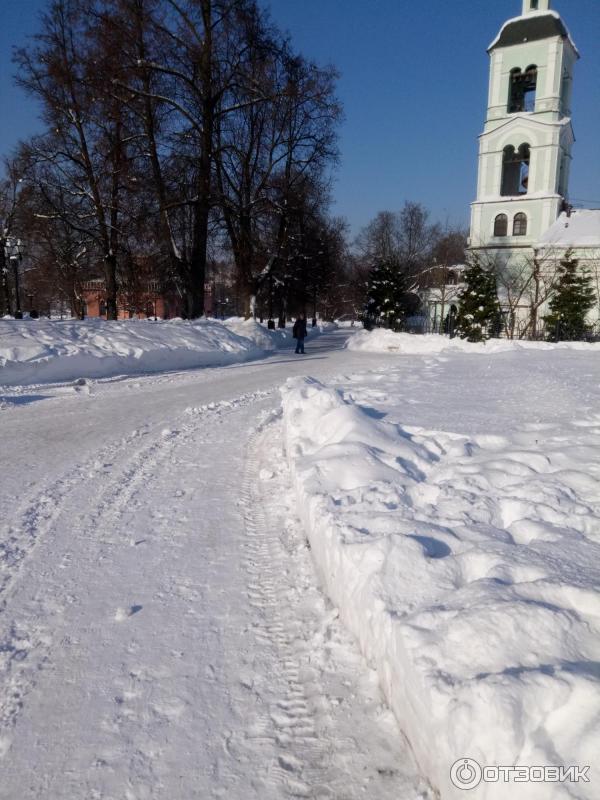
[0,318,265,386]
[347,328,600,355]
[223,317,291,351]
[316,320,338,332]
[281,376,600,799]
[224,317,336,350]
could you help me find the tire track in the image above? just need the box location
[0,389,273,751]
[240,416,434,800]
[240,426,335,798]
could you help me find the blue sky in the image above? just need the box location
[2,0,599,234]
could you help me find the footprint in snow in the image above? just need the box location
[114,605,143,621]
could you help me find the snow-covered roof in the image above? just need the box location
[488,11,579,57]
[539,209,600,249]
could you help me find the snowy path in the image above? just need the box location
[0,332,432,800]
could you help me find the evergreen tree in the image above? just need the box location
[363,258,409,331]
[544,255,596,341]
[455,260,502,342]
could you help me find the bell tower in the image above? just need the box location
[522,0,550,13]
[469,1,579,253]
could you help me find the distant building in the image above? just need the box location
[418,264,466,333]
[82,279,186,320]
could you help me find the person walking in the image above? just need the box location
[292,313,308,354]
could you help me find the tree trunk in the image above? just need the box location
[104,253,118,320]
[189,198,209,318]
[186,1,216,319]
[0,242,10,316]
[529,260,541,339]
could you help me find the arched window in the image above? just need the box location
[513,213,528,236]
[508,69,522,112]
[530,0,539,9]
[523,66,538,112]
[494,214,508,237]
[508,66,537,113]
[501,144,530,196]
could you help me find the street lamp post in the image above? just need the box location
[0,238,9,316]
[9,239,23,319]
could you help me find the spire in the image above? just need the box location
[522,0,550,13]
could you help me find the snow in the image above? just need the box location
[487,10,579,56]
[347,328,600,355]
[282,350,600,800]
[0,315,336,387]
[0,316,340,390]
[223,317,337,349]
[0,317,267,386]
[223,316,290,350]
[2,325,599,798]
[539,209,600,249]
[0,329,433,799]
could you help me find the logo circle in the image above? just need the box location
[450,758,483,790]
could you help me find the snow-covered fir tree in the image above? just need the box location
[544,255,596,341]
[363,259,409,331]
[455,261,501,342]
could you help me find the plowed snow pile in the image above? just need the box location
[0,318,265,386]
[281,350,600,800]
[224,317,336,350]
[347,328,600,355]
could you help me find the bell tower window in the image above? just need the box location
[494,214,508,237]
[530,0,539,9]
[513,213,528,236]
[501,144,530,196]
[508,66,537,113]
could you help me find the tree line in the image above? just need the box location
[1,0,344,321]
[356,208,598,342]
[2,1,593,342]
[455,250,597,342]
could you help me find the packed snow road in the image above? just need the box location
[0,330,432,800]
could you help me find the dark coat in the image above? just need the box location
[293,318,307,339]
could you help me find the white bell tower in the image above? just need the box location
[469,1,579,254]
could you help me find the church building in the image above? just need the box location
[468,0,600,331]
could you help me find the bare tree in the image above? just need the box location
[21,197,92,317]
[0,161,28,316]
[398,202,441,276]
[110,0,290,316]
[216,41,341,316]
[355,202,440,283]
[418,228,466,332]
[15,0,140,319]
[355,210,401,264]
[522,248,564,339]
[467,246,564,339]
[11,0,342,319]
